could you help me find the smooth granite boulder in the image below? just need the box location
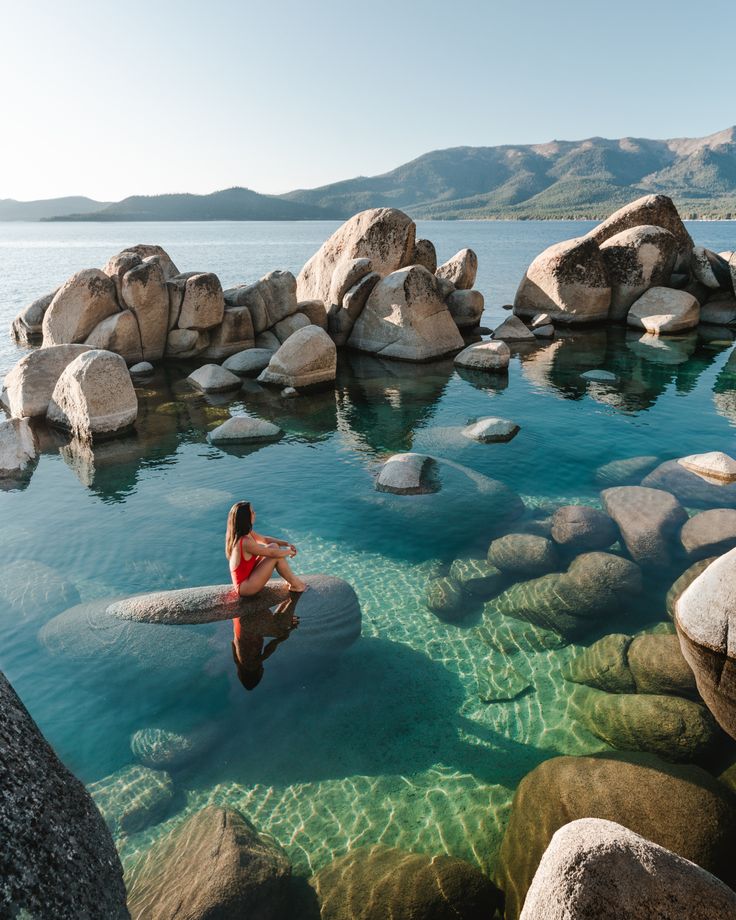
[691,246,731,290]
[532,323,554,337]
[224,271,296,333]
[493,315,535,341]
[297,298,328,329]
[42,268,120,346]
[519,818,736,920]
[495,752,736,920]
[447,289,484,328]
[121,259,169,360]
[11,289,57,341]
[0,673,128,919]
[201,305,255,359]
[627,287,700,334]
[223,347,273,377]
[130,362,155,378]
[462,416,519,443]
[85,309,144,364]
[375,452,438,494]
[675,547,736,739]
[594,455,660,487]
[601,486,687,567]
[123,244,180,280]
[272,311,311,343]
[258,325,336,387]
[436,248,479,290]
[178,272,225,331]
[327,257,374,313]
[488,533,558,576]
[103,250,143,301]
[681,509,736,560]
[642,459,736,508]
[312,845,499,920]
[410,238,437,273]
[166,328,209,358]
[297,208,416,305]
[551,505,618,551]
[89,764,174,835]
[563,633,637,693]
[666,557,717,619]
[678,451,736,483]
[0,418,36,478]
[348,265,464,361]
[514,236,611,324]
[454,340,510,371]
[701,293,736,325]
[599,225,678,320]
[329,271,380,346]
[127,806,291,920]
[187,364,242,393]
[449,558,506,598]
[47,349,138,439]
[207,414,282,444]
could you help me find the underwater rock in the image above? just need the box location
[642,459,736,508]
[42,268,119,345]
[311,844,499,920]
[130,724,216,770]
[1,343,91,417]
[665,557,717,618]
[425,576,465,620]
[453,340,510,371]
[0,418,36,478]
[0,672,128,919]
[127,806,291,920]
[477,662,531,702]
[493,315,535,341]
[627,287,700,335]
[0,558,79,627]
[487,533,559,577]
[599,225,678,321]
[223,347,274,377]
[678,451,736,484]
[436,248,478,290]
[573,686,718,762]
[258,325,336,387]
[594,455,660,487]
[207,414,282,444]
[375,453,439,494]
[519,818,736,920]
[495,752,736,920]
[187,364,242,393]
[550,505,618,551]
[601,485,687,567]
[88,764,174,835]
[477,610,564,654]
[462,416,519,443]
[449,558,506,598]
[580,368,617,382]
[627,634,697,697]
[563,633,636,693]
[680,508,736,560]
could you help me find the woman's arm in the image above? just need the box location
[242,534,291,559]
[259,534,291,547]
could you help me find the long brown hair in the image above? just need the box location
[225,501,253,558]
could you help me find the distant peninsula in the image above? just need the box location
[4,126,736,222]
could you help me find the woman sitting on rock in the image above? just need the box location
[226,500,307,595]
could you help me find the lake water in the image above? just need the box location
[2,220,736,901]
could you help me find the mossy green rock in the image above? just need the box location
[449,558,506,598]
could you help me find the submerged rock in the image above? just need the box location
[627,633,697,697]
[601,485,687,567]
[0,558,79,627]
[130,724,215,770]
[477,610,564,654]
[207,414,282,444]
[594,455,660,487]
[487,533,558,576]
[666,557,716,618]
[375,453,439,494]
[425,576,465,620]
[462,416,520,443]
[642,459,736,508]
[449,558,506,598]
[678,451,736,484]
[477,662,531,702]
[550,505,618,551]
[680,508,736,560]
[519,818,736,920]
[88,764,174,835]
[563,633,636,693]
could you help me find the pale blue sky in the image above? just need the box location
[1,0,734,201]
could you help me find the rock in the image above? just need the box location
[580,368,617,382]
[312,845,499,920]
[1,344,90,417]
[129,361,153,376]
[127,806,291,920]
[257,325,336,388]
[187,364,241,393]
[681,509,736,559]
[627,287,700,334]
[601,486,687,567]
[627,633,697,697]
[0,672,128,919]
[297,208,416,305]
[165,328,208,358]
[462,416,520,443]
[447,289,484,328]
[255,330,281,352]
[493,315,535,341]
[642,459,736,508]
[329,271,381,346]
[0,418,36,476]
[701,293,736,325]
[375,452,438,494]
[348,265,464,361]
[273,310,311,343]
[207,414,282,444]
[11,290,57,341]
[454,340,510,371]
[574,687,717,761]
[120,259,170,361]
[102,250,143,301]
[563,633,636,693]
[222,348,274,377]
[594,455,660,487]
[42,269,120,345]
[478,610,564,654]
[495,752,736,920]
[124,244,179,280]
[691,246,731,290]
[514,236,611,324]
[551,505,618,551]
[410,238,438,273]
[477,662,532,702]
[532,324,554,338]
[178,272,225,331]
[47,350,138,440]
[599,225,679,320]
[435,248,479,290]
[518,818,736,920]
[425,576,465,620]
[488,534,558,576]
[227,271,298,335]
[84,310,144,364]
[449,558,506,598]
[586,194,694,273]
[675,547,736,740]
[201,306,255,359]
[678,451,736,484]
[531,313,552,327]
[88,765,174,835]
[666,557,716,619]
[327,258,374,312]
[130,725,214,770]
[298,299,328,329]
[281,386,297,398]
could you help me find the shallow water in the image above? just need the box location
[2,220,736,888]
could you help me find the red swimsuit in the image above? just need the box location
[231,536,263,588]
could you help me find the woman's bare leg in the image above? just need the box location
[274,557,306,592]
[238,545,306,595]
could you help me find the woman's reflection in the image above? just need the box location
[231,592,302,691]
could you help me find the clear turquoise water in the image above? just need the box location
[1,220,736,881]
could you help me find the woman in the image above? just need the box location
[226,500,307,596]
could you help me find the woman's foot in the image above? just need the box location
[288,578,308,593]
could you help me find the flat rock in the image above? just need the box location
[257,325,336,387]
[1,344,91,418]
[519,818,736,920]
[454,340,510,371]
[462,416,519,443]
[88,765,174,835]
[681,508,736,559]
[207,415,282,444]
[627,287,700,335]
[643,459,736,508]
[42,268,119,345]
[436,248,479,290]
[601,486,687,567]
[493,316,535,341]
[678,451,736,484]
[188,364,242,393]
[222,348,274,377]
[375,452,438,494]
[551,505,618,551]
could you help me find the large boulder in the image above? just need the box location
[678,451,736,484]
[495,752,736,920]
[1,344,90,417]
[177,272,225,331]
[519,818,736,920]
[454,340,510,371]
[435,248,478,290]
[297,208,416,304]
[599,225,679,321]
[410,238,437,273]
[47,350,138,439]
[84,310,144,364]
[258,325,336,387]
[447,289,484,328]
[681,509,736,560]
[122,244,179,280]
[121,259,170,360]
[675,546,736,740]
[642,459,736,508]
[311,844,499,920]
[601,486,687,567]
[487,533,558,576]
[514,236,611,324]
[691,246,731,290]
[42,269,120,345]
[627,287,700,335]
[348,265,464,361]
[200,306,254,359]
[585,194,693,273]
[88,765,174,835]
[328,271,380,346]
[127,806,291,920]
[11,290,57,342]
[0,418,36,478]
[225,271,297,334]
[0,672,128,918]
[550,505,618,551]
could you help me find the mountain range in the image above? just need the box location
[5,126,736,221]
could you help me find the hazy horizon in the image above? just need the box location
[2,0,735,201]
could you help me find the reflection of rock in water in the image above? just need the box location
[713,347,736,423]
[238,382,338,442]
